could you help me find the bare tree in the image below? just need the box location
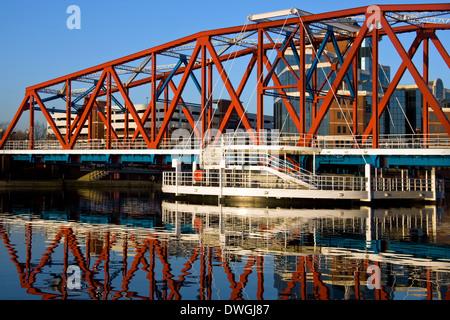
[34,122,47,140]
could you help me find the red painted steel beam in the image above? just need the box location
[208,63,213,136]
[363,33,423,137]
[430,33,450,69]
[152,42,202,148]
[263,56,304,134]
[97,109,120,143]
[28,95,34,150]
[181,106,201,139]
[372,26,379,149]
[201,45,208,143]
[22,5,448,95]
[423,36,429,143]
[129,76,166,144]
[308,20,369,136]
[1,4,449,151]
[380,14,450,136]
[151,53,157,142]
[230,256,256,300]
[109,66,152,147]
[205,37,255,140]
[32,90,67,148]
[169,80,200,140]
[67,70,107,149]
[65,80,71,144]
[0,95,29,149]
[257,29,265,138]
[298,22,306,136]
[215,53,257,140]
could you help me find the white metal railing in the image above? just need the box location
[223,149,315,183]
[371,177,444,192]
[220,132,318,148]
[73,139,149,150]
[318,133,450,149]
[3,139,63,150]
[2,133,449,150]
[163,169,366,192]
[163,169,443,194]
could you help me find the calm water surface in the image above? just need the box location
[0,186,449,300]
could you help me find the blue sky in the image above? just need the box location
[0,0,449,129]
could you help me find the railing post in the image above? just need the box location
[365,164,372,201]
[431,168,437,201]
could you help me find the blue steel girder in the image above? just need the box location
[305,31,331,91]
[328,27,355,98]
[31,94,74,114]
[101,86,125,112]
[263,32,297,87]
[157,57,185,98]
[305,28,355,98]
[71,84,96,107]
[54,84,97,112]
[181,57,202,96]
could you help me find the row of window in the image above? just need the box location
[429,113,450,121]
[336,126,348,134]
[430,125,445,133]
[336,111,353,120]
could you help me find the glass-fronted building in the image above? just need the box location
[382,79,450,135]
[273,36,449,138]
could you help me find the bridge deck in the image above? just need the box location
[1,134,449,168]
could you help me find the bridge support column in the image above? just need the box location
[431,167,436,202]
[364,164,372,201]
[172,159,181,196]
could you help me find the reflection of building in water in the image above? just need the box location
[0,201,449,300]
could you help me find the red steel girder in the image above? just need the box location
[380,14,450,136]
[307,16,369,136]
[151,42,202,148]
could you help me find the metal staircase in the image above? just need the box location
[261,155,318,189]
[218,148,318,190]
[77,170,108,182]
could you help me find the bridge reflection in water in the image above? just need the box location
[0,188,449,300]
